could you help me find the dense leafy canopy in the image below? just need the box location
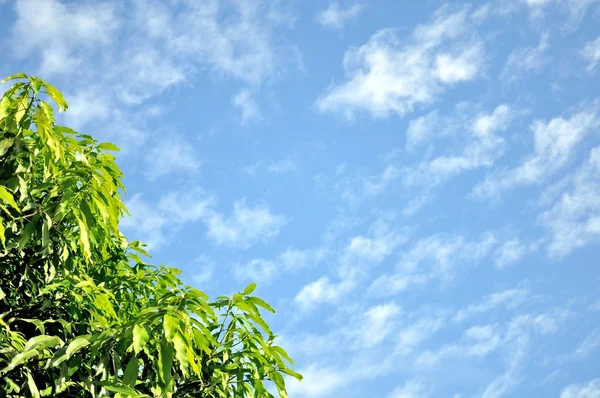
[0,74,301,397]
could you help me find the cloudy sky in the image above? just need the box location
[2,0,600,396]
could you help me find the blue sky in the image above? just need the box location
[2,0,600,396]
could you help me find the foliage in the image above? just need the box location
[0,73,301,397]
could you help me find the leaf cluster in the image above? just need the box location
[0,74,301,397]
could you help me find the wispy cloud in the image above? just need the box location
[294,276,355,311]
[11,0,118,76]
[560,378,600,398]
[574,328,600,358]
[493,239,526,268]
[204,199,287,248]
[538,146,600,258]
[453,287,530,322]
[581,36,600,72]
[404,104,513,189]
[473,106,599,199]
[502,33,549,80]
[388,379,429,398]
[144,134,201,181]
[316,7,484,119]
[370,232,497,296]
[286,364,344,397]
[234,247,327,283]
[232,89,262,125]
[315,2,364,30]
[121,191,285,250]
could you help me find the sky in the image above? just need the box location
[1,0,600,397]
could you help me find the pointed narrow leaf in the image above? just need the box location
[122,356,139,388]
[132,324,150,354]
[1,73,27,83]
[66,335,91,358]
[247,296,276,313]
[0,186,19,211]
[243,282,257,295]
[1,349,39,373]
[95,381,146,397]
[23,335,62,352]
[98,142,120,152]
[26,371,40,398]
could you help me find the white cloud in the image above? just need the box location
[574,328,600,358]
[63,89,112,130]
[120,189,215,250]
[480,310,569,398]
[388,379,428,398]
[538,146,600,257]
[191,255,215,285]
[494,239,526,268]
[404,105,513,188]
[521,0,600,23]
[204,199,287,248]
[113,45,189,105]
[12,0,118,75]
[233,89,262,125]
[267,158,297,174]
[286,364,344,398]
[121,190,284,250]
[294,276,354,310]
[121,194,170,250]
[235,259,277,282]
[354,302,401,348]
[316,2,364,30]
[144,134,201,180]
[234,247,327,283]
[582,36,600,72]
[316,7,484,119]
[416,324,502,367]
[474,107,600,199]
[454,288,529,322]
[561,378,600,398]
[369,233,497,296]
[502,33,549,80]
[396,314,447,355]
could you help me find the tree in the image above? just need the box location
[0,73,301,397]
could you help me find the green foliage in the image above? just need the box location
[0,74,301,397]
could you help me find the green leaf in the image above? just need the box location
[272,346,294,365]
[30,76,43,93]
[163,313,179,340]
[158,337,173,391]
[1,349,39,373]
[1,73,28,83]
[280,368,303,381]
[0,186,20,212]
[42,215,50,248]
[247,296,276,313]
[26,371,40,398]
[98,142,120,152]
[42,81,68,111]
[132,324,150,354]
[95,381,147,397]
[271,371,286,392]
[122,356,139,388]
[0,220,5,248]
[66,335,91,358]
[75,215,91,261]
[23,335,63,352]
[18,216,38,248]
[0,138,14,157]
[243,282,257,295]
